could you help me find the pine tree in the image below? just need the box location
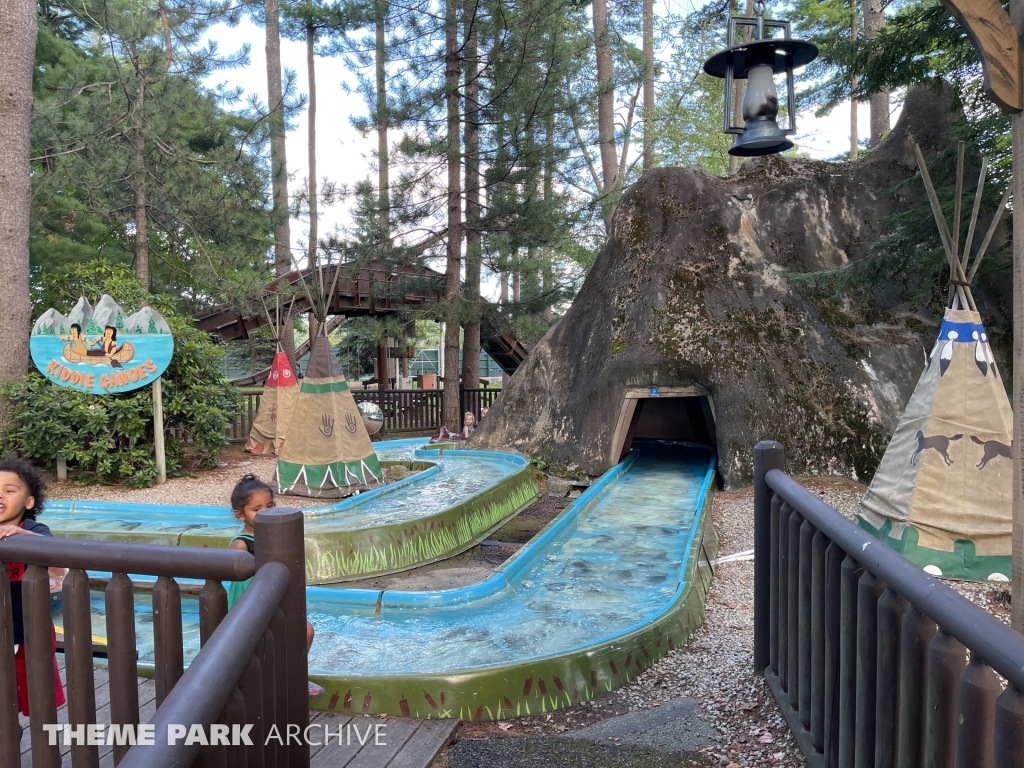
[31,1,274,305]
[148,318,158,334]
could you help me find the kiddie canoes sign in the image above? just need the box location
[30,295,174,395]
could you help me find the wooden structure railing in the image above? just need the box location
[1,508,309,768]
[752,441,1024,768]
[194,263,444,342]
[227,387,501,441]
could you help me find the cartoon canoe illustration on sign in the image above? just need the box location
[62,340,136,365]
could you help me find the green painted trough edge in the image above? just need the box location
[306,448,718,720]
[45,443,539,585]
[300,454,539,583]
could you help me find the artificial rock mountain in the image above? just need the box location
[473,84,1010,488]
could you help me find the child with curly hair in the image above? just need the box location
[0,458,66,734]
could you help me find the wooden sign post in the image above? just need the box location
[153,377,166,485]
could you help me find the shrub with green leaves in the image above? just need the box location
[6,263,239,487]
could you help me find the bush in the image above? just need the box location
[5,264,238,487]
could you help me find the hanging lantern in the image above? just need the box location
[703,1,818,157]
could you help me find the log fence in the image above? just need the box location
[753,440,1024,768]
[1,508,309,768]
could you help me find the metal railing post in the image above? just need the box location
[255,507,309,768]
[753,440,785,675]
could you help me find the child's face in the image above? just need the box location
[234,489,274,528]
[466,414,475,426]
[0,471,35,525]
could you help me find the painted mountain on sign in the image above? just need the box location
[32,296,170,336]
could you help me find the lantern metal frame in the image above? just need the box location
[719,16,796,136]
[702,4,818,157]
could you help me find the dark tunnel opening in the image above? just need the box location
[617,396,717,462]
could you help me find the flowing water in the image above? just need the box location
[63,442,713,675]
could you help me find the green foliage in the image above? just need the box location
[30,0,275,307]
[653,6,733,175]
[787,0,1013,310]
[6,261,239,486]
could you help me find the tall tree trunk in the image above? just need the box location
[0,0,36,424]
[642,0,654,172]
[542,108,555,322]
[500,271,508,303]
[377,343,389,391]
[376,0,389,242]
[863,0,889,145]
[306,5,317,265]
[133,78,149,288]
[442,0,462,430]
[306,3,319,340]
[512,270,520,302]
[592,0,616,229]
[849,7,858,160]
[265,0,295,361]
[461,0,481,393]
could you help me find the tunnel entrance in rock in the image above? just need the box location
[610,387,717,463]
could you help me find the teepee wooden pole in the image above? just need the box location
[954,142,965,263]
[967,183,1012,284]
[325,259,343,330]
[290,255,320,317]
[914,144,976,311]
[948,143,966,308]
[260,296,277,342]
[962,157,989,275]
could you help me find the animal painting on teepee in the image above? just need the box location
[274,261,382,498]
[245,298,299,455]
[858,143,1012,581]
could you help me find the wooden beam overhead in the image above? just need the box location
[939,0,1022,112]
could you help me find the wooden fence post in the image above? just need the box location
[754,440,786,675]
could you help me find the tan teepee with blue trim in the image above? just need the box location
[858,144,1012,581]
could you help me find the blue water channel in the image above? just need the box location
[60,441,714,676]
[43,440,521,537]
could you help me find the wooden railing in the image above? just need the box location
[1,508,309,768]
[351,389,443,433]
[752,441,1024,768]
[459,387,501,422]
[228,387,501,440]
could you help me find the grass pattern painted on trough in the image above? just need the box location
[303,464,539,583]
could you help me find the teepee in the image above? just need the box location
[275,261,383,498]
[244,299,299,455]
[858,143,1012,581]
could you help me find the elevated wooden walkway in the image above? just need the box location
[19,661,456,768]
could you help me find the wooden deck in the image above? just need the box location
[19,661,456,768]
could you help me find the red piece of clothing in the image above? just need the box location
[14,628,65,716]
[6,519,66,715]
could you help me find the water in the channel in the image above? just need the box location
[59,442,713,675]
[42,441,519,536]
